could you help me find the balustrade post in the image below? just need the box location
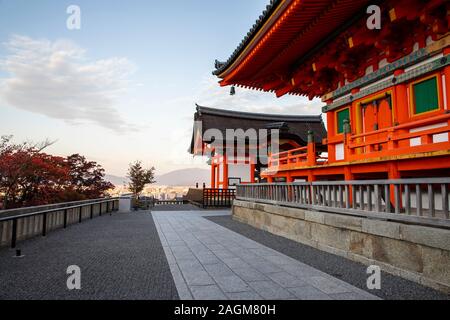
[11,219,17,249]
[387,129,396,150]
[42,213,47,237]
[63,209,68,228]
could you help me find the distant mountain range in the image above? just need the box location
[105,174,129,187]
[105,168,210,187]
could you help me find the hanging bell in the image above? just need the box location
[230,86,236,96]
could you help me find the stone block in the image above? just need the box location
[362,219,401,239]
[422,246,450,286]
[305,211,325,224]
[349,232,373,259]
[400,224,450,251]
[310,223,350,251]
[324,214,362,232]
[291,219,311,239]
[370,237,423,273]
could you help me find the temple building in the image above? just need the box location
[213,0,450,183]
[190,105,326,188]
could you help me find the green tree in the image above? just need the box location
[127,161,155,197]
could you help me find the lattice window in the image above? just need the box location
[337,108,350,134]
[412,76,439,115]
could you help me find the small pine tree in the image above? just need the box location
[127,161,155,197]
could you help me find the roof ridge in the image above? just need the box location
[195,104,323,122]
[212,0,283,76]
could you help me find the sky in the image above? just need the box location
[0,0,323,177]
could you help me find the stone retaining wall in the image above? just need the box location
[233,200,450,293]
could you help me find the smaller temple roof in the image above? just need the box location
[190,105,327,154]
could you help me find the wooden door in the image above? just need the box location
[362,95,393,152]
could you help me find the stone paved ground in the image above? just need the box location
[0,212,178,300]
[208,215,450,300]
[153,210,379,300]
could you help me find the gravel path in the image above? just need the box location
[207,215,449,300]
[0,212,178,300]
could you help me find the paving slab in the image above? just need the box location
[153,210,380,300]
[208,215,450,300]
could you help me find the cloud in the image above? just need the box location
[0,35,136,133]
[194,75,324,116]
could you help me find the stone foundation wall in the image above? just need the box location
[233,200,450,293]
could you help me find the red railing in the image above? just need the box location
[267,113,450,172]
[347,113,450,161]
[268,140,328,171]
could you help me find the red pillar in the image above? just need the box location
[306,141,316,166]
[327,111,336,163]
[223,155,229,189]
[344,166,355,205]
[250,163,256,183]
[388,162,401,211]
[394,69,409,148]
[211,164,216,188]
[307,170,316,182]
[286,174,294,183]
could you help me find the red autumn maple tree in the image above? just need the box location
[0,136,114,209]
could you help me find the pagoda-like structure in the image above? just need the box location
[213,0,450,183]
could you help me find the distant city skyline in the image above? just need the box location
[0,0,322,177]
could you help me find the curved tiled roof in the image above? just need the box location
[212,0,283,76]
[190,105,327,154]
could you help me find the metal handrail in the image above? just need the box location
[0,198,119,222]
[0,197,116,217]
[0,197,119,249]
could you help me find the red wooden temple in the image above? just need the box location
[190,105,326,188]
[213,0,450,183]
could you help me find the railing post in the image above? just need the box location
[405,185,411,215]
[352,185,357,209]
[374,185,381,212]
[90,204,94,219]
[63,209,68,228]
[428,184,435,217]
[385,184,391,213]
[345,185,350,209]
[42,213,47,237]
[79,206,83,223]
[442,184,449,219]
[416,184,422,216]
[11,218,18,249]
[394,184,401,214]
